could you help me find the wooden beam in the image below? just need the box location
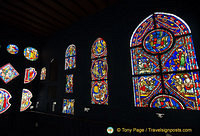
[41,0,78,22]
[0,1,57,32]
[12,0,65,29]
[0,9,52,35]
[0,14,48,36]
[75,0,97,14]
[27,0,71,25]
[57,0,87,17]
[91,0,107,10]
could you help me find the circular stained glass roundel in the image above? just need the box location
[7,44,19,54]
[143,29,173,54]
[24,47,39,61]
[91,38,107,58]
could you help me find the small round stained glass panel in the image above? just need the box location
[7,44,19,54]
[24,47,39,61]
[143,29,173,54]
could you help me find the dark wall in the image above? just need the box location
[38,0,200,130]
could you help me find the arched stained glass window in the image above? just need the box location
[63,44,76,115]
[91,38,108,105]
[65,44,76,70]
[130,12,200,110]
[65,44,76,94]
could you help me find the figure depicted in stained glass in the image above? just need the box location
[161,36,198,72]
[91,58,108,80]
[24,47,39,61]
[62,99,74,115]
[0,88,12,114]
[66,74,73,93]
[91,80,108,105]
[65,56,76,70]
[150,95,185,109]
[130,12,200,110]
[91,38,107,59]
[0,63,19,84]
[40,67,46,80]
[7,44,19,54]
[131,47,159,75]
[24,67,37,84]
[20,89,32,112]
[143,29,173,54]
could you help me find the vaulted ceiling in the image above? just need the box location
[0,0,119,37]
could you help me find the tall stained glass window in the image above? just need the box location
[91,38,108,105]
[130,12,200,110]
[63,44,76,114]
[65,44,76,70]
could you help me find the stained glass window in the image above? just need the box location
[66,74,73,93]
[65,44,76,70]
[62,99,74,115]
[40,67,46,80]
[24,47,39,61]
[24,67,37,84]
[91,38,108,105]
[7,44,19,54]
[0,88,12,114]
[20,89,32,112]
[64,44,76,114]
[0,63,19,84]
[130,12,200,110]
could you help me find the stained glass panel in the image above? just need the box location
[40,67,46,80]
[0,63,19,84]
[24,67,37,84]
[0,88,11,114]
[133,75,162,107]
[130,47,159,75]
[154,12,191,36]
[163,71,200,110]
[150,94,185,109]
[91,58,108,80]
[91,38,107,59]
[66,74,73,93]
[65,56,76,70]
[65,44,76,57]
[161,35,198,72]
[7,44,19,54]
[20,89,32,112]
[62,99,75,115]
[91,80,108,105]
[130,14,154,47]
[24,47,39,61]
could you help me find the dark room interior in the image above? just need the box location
[0,0,200,136]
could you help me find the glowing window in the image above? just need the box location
[40,67,46,80]
[7,44,19,54]
[62,99,74,115]
[24,47,39,61]
[20,89,32,112]
[24,67,37,84]
[0,88,12,114]
[0,63,19,84]
[130,12,200,110]
[65,44,76,70]
[91,38,108,105]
